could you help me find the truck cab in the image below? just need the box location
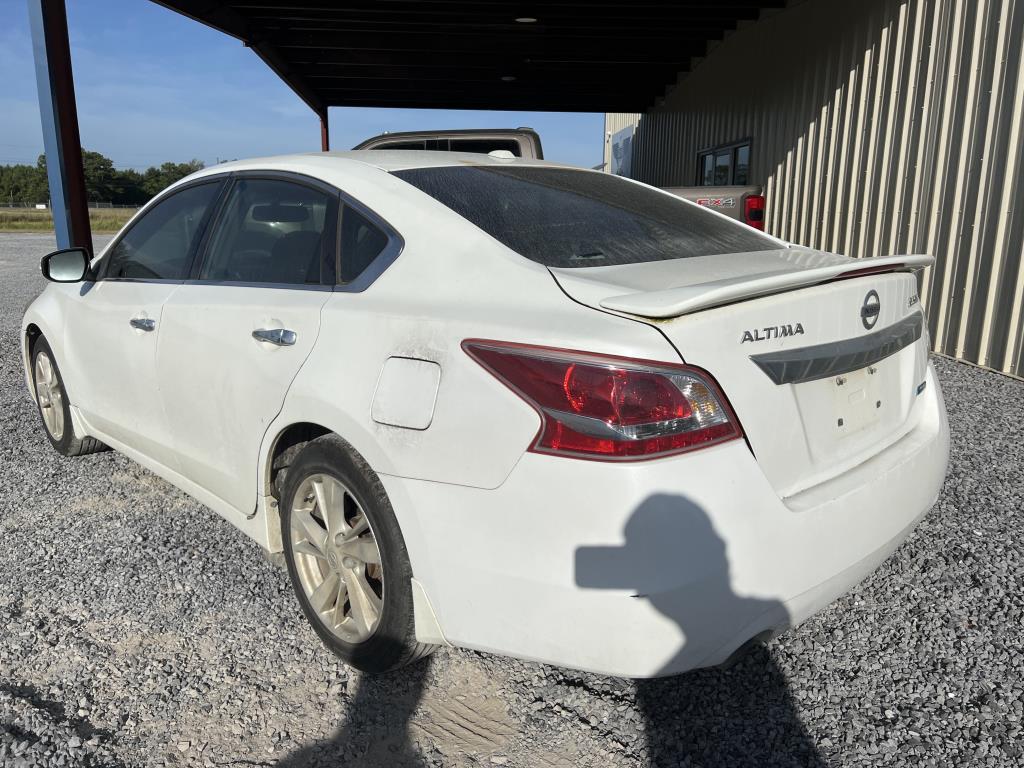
[353,128,543,159]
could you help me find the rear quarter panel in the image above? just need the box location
[261,200,681,493]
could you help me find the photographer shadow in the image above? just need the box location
[275,647,431,768]
[576,493,826,767]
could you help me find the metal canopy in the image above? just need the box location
[151,1,783,116]
[27,0,781,253]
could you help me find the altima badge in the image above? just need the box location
[741,324,805,343]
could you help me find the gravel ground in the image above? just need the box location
[1,232,1022,768]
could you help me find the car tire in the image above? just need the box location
[280,433,433,673]
[31,337,108,457]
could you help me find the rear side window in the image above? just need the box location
[368,138,521,155]
[393,167,775,268]
[104,182,221,280]
[448,139,521,156]
[374,140,426,150]
[200,179,336,285]
[339,206,389,283]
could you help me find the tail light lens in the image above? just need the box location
[743,194,766,230]
[464,341,742,460]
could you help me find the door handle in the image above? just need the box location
[252,328,297,346]
[129,317,156,332]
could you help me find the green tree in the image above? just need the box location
[12,151,206,206]
[80,150,119,203]
[141,160,205,197]
[116,168,149,206]
[0,162,48,205]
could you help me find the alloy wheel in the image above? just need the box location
[290,473,384,644]
[34,351,65,441]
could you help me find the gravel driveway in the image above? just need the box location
[1,233,1021,768]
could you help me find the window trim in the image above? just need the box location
[187,170,341,291]
[96,176,229,283]
[96,167,405,292]
[335,193,405,293]
[695,138,753,187]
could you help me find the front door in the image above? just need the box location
[156,176,338,514]
[63,180,224,468]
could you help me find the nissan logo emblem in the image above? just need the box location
[861,290,881,330]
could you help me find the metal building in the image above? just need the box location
[606,0,1024,378]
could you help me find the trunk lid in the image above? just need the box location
[551,248,933,498]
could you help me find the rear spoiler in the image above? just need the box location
[599,254,934,319]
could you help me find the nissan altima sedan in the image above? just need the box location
[22,151,949,677]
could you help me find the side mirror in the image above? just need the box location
[41,247,90,283]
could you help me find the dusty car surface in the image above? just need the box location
[22,151,949,677]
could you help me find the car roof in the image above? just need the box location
[191,150,571,177]
[173,151,590,233]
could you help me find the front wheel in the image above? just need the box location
[31,337,107,457]
[280,434,432,673]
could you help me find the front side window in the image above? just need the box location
[104,181,221,280]
[200,178,335,285]
[395,166,775,269]
[339,205,389,283]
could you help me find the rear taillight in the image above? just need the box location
[743,194,766,230]
[464,341,742,460]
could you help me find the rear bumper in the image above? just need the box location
[382,363,949,678]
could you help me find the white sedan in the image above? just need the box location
[22,152,949,677]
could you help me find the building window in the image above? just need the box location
[697,141,752,186]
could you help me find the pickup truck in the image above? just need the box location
[354,128,765,230]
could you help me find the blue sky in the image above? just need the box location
[0,0,604,170]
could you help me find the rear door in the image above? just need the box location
[155,174,338,514]
[63,179,224,467]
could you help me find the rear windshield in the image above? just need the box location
[393,166,775,268]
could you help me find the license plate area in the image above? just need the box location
[832,365,883,436]
[787,345,919,493]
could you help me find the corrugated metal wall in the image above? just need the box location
[605,0,1024,378]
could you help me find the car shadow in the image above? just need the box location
[274,648,431,768]
[576,493,827,767]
